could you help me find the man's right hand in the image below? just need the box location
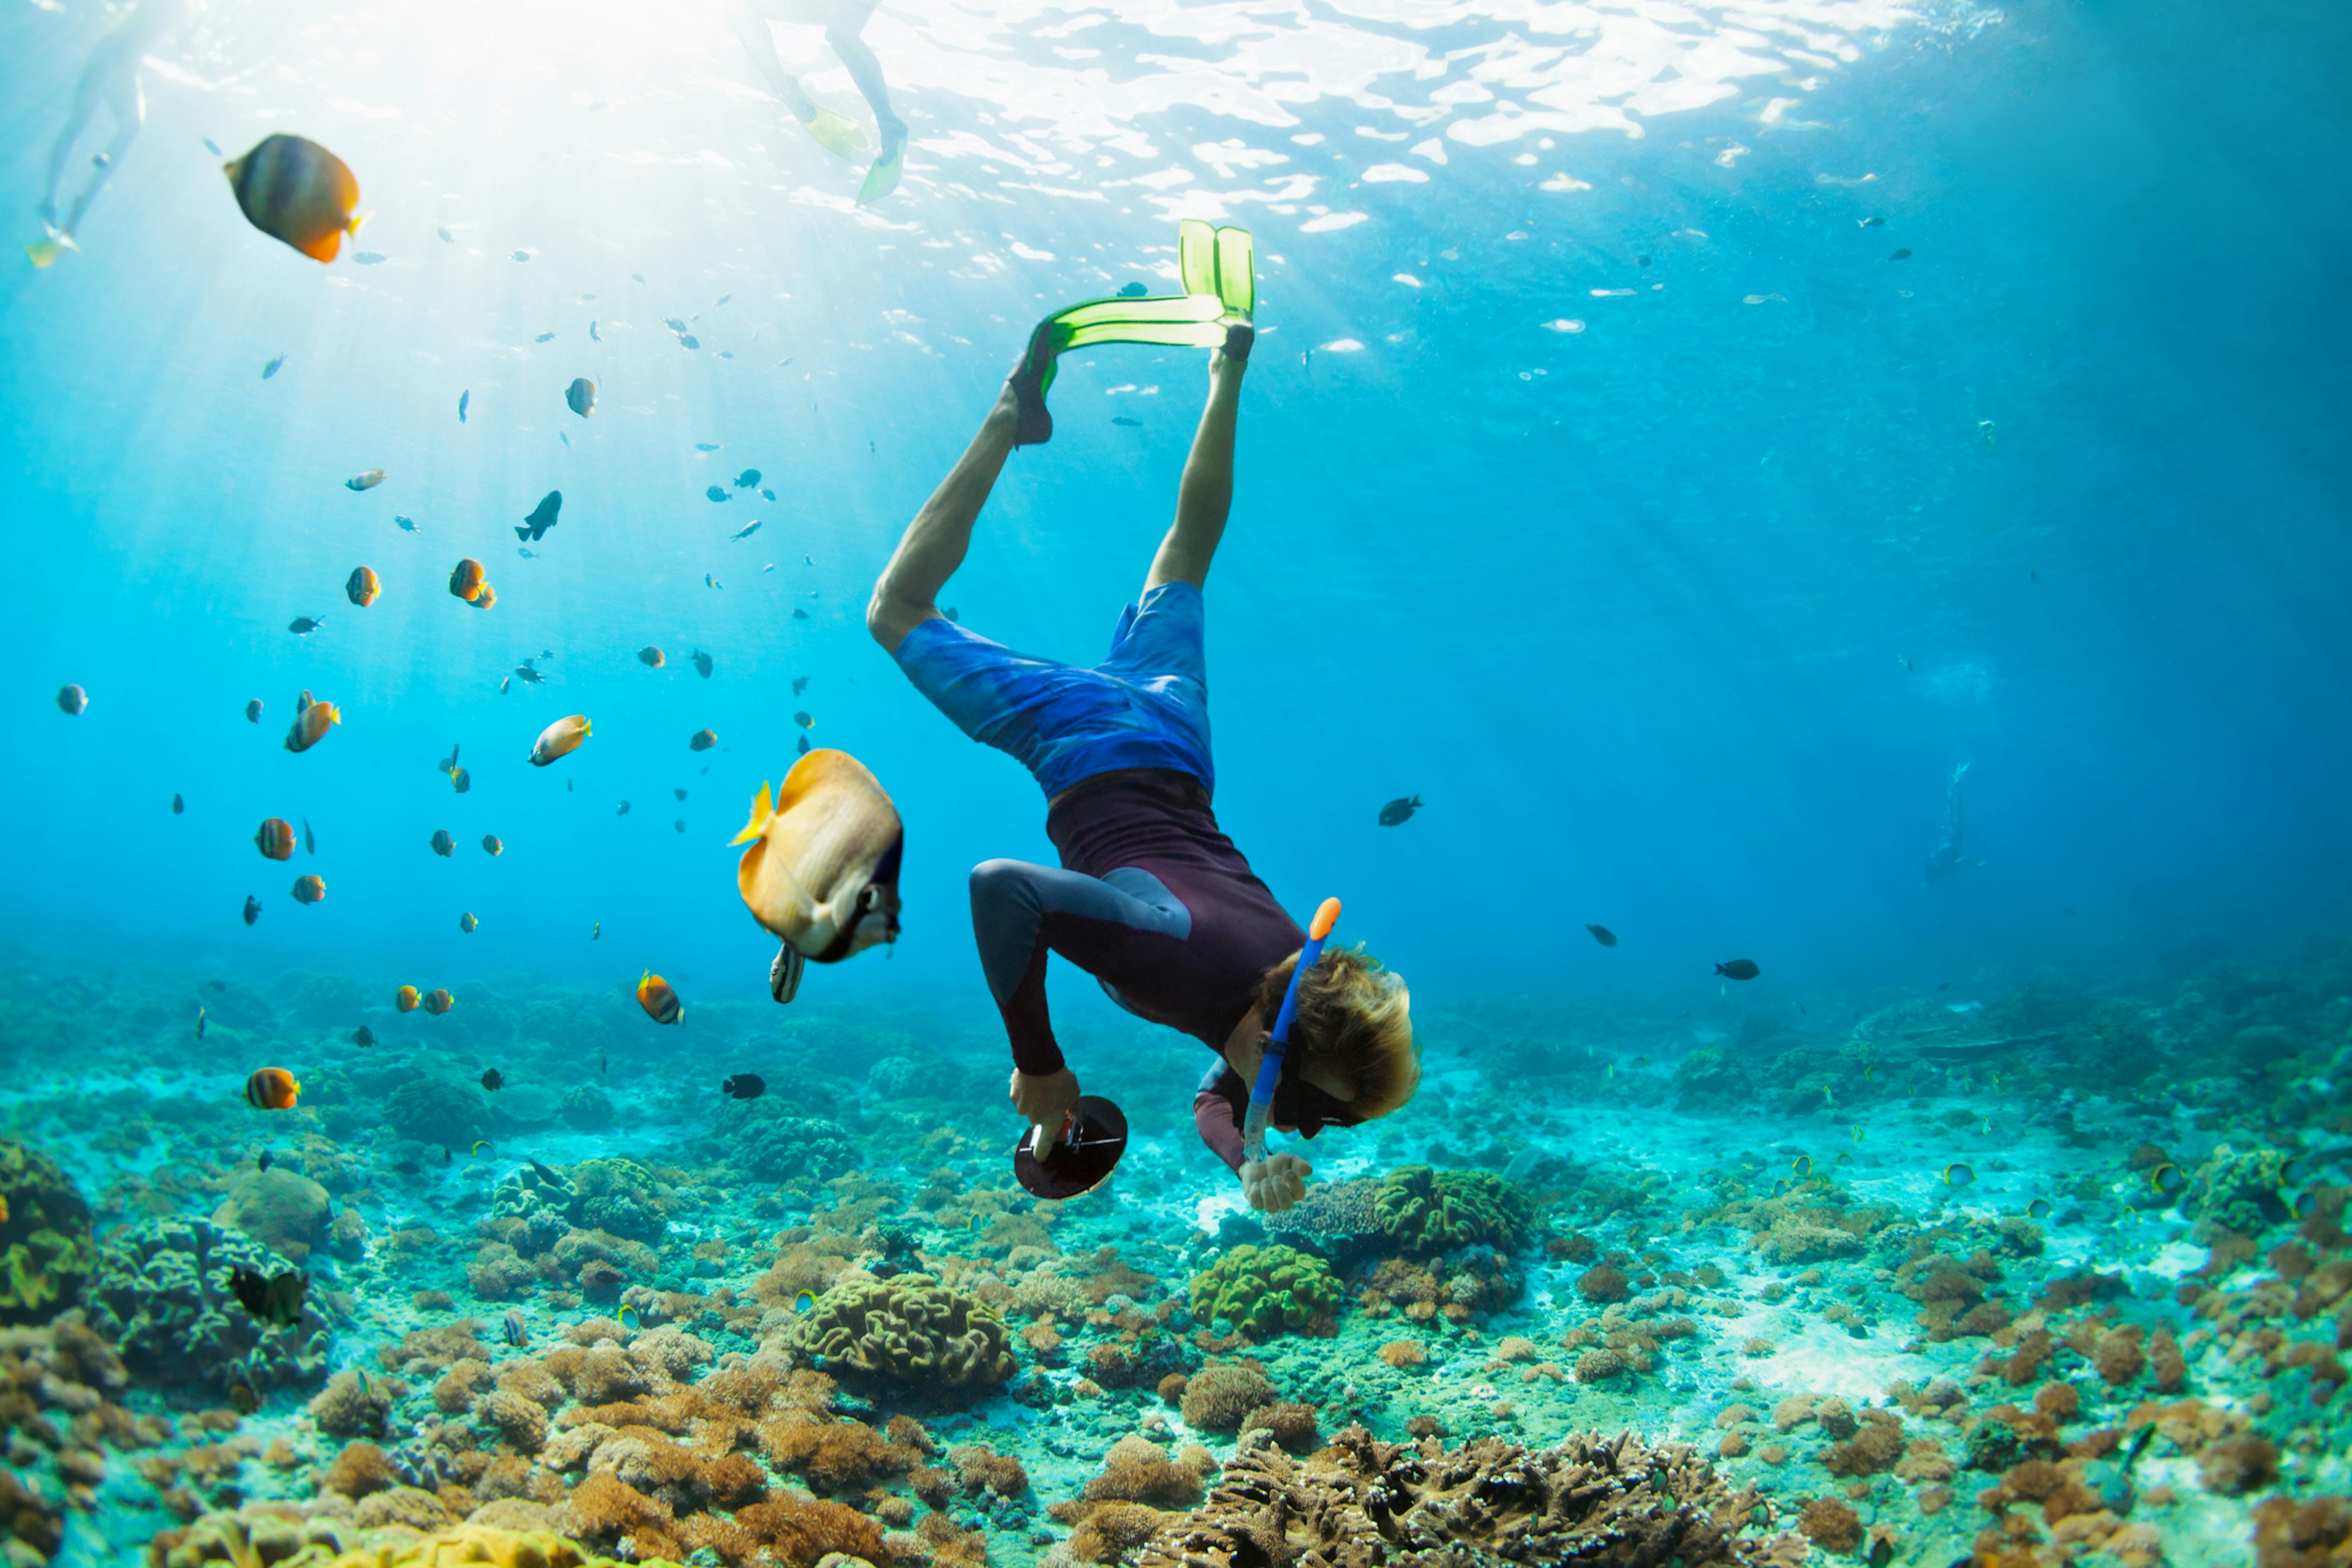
[1009,1066,1080,1129]
[1240,1153,1311,1213]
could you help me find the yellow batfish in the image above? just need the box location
[732,748,903,963]
[224,134,364,263]
[529,715,591,766]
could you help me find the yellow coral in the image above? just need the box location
[159,1520,688,1568]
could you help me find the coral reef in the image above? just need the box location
[785,1270,1014,1390]
[709,1106,862,1182]
[1134,1425,1788,1565]
[1372,1165,1537,1256]
[83,1218,331,1394]
[0,1140,94,1327]
[1188,1244,1343,1339]
[567,1158,668,1243]
[1178,1361,1278,1433]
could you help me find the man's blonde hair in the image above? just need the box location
[1251,944,1419,1119]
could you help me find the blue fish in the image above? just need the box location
[458,390,470,423]
[262,355,287,379]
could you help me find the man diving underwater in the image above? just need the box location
[30,0,197,267]
[862,232,1420,1214]
[726,0,906,203]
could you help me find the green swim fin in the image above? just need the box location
[856,144,904,206]
[1178,219,1254,320]
[1003,224,1255,447]
[803,107,869,162]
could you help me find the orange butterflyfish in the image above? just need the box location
[448,559,487,602]
[254,817,296,861]
[224,134,363,263]
[636,971,684,1025]
[395,985,421,1012]
[459,912,478,933]
[244,1067,301,1110]
[529,714,591,766]
[345,565,380,606]
[422,988,454,1015]
[291,874,326,903]
[285,695,340,753]
[689,728,718,752]
[481,834,503,856]
[732,749,903,965]
[431,829,454,857]
[472,582,498,611]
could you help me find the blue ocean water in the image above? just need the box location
[3,1,2350,1564]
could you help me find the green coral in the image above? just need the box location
[788,1270,1014,1390]
[83,1218,331,1395]
[0,1139,96,1327]
[2187,1144,2293,1234]
[1373,1165,1536,1257]
[568,1156,667,1243]
[1189,1244,1342,1339]
[159,1514,683,1568]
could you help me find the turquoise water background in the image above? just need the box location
[2,0,2348,1036]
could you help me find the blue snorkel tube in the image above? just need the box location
[1242,897,1341,1164]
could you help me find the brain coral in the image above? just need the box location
[727,1109,861,1182]
[0,1139,96,1326]
[567,1157,667,1243]
[381,1077,493,1148]
[211,1167,333,1261]
[83,1218,331,1394]
[787,1272,1015,1390]
[1373,1165,1536,1257]
[1189,1245,1342,1339]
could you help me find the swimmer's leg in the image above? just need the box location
[1145,334,1251,592]
[40,77,106,229]
[62,77,145,236]
[866,385,1019,653]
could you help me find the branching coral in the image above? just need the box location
[1134,1424,1787,1566]
[785,1272,1014,1391]
[1373,1166,1536,1257]
[1189,1245,1343,1339]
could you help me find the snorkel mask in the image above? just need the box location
[1242,897,1348,1163]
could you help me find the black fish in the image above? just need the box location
[228,1381,260,1415]
[734,469,760,488]
[392,1158,421,1175]
[480,1068,505,1091]
[761,488,775,502]
[791,607,808,620]
[529,1158,559,1183]
[301,815,315,855]
[599,1047,608,1076]
[1890,247,1912,261]
[797,735,810,755]
[674,788,688,801]
[1112,416,1142,428]
[1586,924,1618,948]
[691,649,713,679]
[791,676,810,695]
[243,895,263,926]
[517,490,562,541]
[705,484,729,503]
[172,793,184,815]
[257,1150,273,1172]
[513,663,544,685]
[1714,959,1762,981]
[1378,794,1422,827]
[1117,281,1148,298]
[459,390,470,423]
[617,801,631,815]
[288,616,325,635]
[196,1007,206,1040]
[352,1025,374,1047]
[229,1266,308,1329]
[723,1073,766,1101]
